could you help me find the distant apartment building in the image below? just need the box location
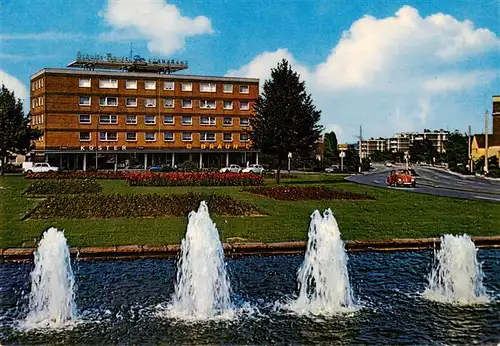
[361,129,449,157]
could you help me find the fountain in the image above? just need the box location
[286,209,356,315]
[423,234,490,304]
[164,201,233,320]
[22,227,77,329]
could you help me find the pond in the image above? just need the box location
[1,250,499,344]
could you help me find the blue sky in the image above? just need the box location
[1,0,499,142]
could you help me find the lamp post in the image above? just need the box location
[484,110,489,175]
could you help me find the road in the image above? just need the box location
[346,164,500,202]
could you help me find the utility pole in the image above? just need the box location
[468,125,472,173]
[484,110,489,175]
[358,125,362,173]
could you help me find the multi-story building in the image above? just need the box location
[361,129,449,157]
[29,53,259,170]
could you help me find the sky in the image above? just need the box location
[1,0,499,143]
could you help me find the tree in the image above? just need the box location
[409,139,438,164]
[323,131,338,163]
[251,59,323,183]
[0,85,42,175]
[444,132,468,171]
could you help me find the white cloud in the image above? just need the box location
[226,6,499,141]
[0,70,29,110]
[100,0,214,55]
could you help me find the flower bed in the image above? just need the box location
[126,172,264,187]
[25,171,127,180]
[27,193,261,219]
[24,179,102,195]
[245,186,375,201]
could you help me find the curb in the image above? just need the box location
[1,236,499,262]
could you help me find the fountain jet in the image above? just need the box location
[22,227,77,329]
[168,201,233,320]
[287,209,355,315]
[423,234,489,304]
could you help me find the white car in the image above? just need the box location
[24,163,59,173]
[219,164,241,173]
[242,164,265,174]
[325,165,340,173]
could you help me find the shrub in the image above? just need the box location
[126,172,264,187]
[24,179,102,195]
[27,193,261,219]
[25,171,127,180]
[245,186,375,201]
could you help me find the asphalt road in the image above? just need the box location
[346,164,500,203]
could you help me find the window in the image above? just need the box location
[79,114,91,124]
[164,81,175,90]
[32,82,35,91]
[200,117,216,125]
[181,116,192,125]
[200,83,216,92]
[79,78,91,88]
[164,98,174,108]
[145,132,156,141]
[239,85,249,94]
[126,132,137,141]
[240,101,250,110]
[223,133,233,141]
[181,132,192,141]
[223,101,233,110]
[240,118,249,126]
[145,80,156,90]
[99,79,118,88]
[99,97,118,106]
[181,82,192,91]
[126,80,137,89]
[144,115,156,125]
[126,115,137,124]
[240,133,249,142]
[200,100,216,109]
[164,131,174,141]
[79,132,91,141]
[126,97,137,107]
[164,115,174,125]
[223,117,233,126]
[145,98,156,107]
[41,79,43,87]
[99,132,118,141]
[79,96,91,106]
[99,114,118,124]
[182,99,192,108]
[223,84,233,93]
[200,132,216,142]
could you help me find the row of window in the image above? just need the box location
[32,96,44,109]
[79,132,249,142]
[79,96,251,110]
[32,79,44,91]
[79,114,250,126]
[79,78,250,94]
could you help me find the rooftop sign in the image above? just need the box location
[69,52,189,73]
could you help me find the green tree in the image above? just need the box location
[323,131,338,163]
[0,85,42,175]
[409,139,438,163]
[444,131,468,171]
[251,59,323,183]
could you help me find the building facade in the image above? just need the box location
[29,57,259,170]
[471,96,500,161]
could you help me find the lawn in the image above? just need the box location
[1,174,500,248]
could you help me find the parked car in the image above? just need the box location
[242,164,265,174]
[387,169,416,187]
[23,162,59,173]
[385,162,393,167]
[325,165,340,173]
[219,164,241,173]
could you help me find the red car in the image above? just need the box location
[387,169,416,187]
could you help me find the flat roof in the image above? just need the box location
[67,59,188,73]
[31,68,259,83]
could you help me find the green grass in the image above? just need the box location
[1,174,499,248]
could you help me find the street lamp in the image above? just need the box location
[484,110,489,175]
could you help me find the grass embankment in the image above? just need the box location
[1,174,499,248]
